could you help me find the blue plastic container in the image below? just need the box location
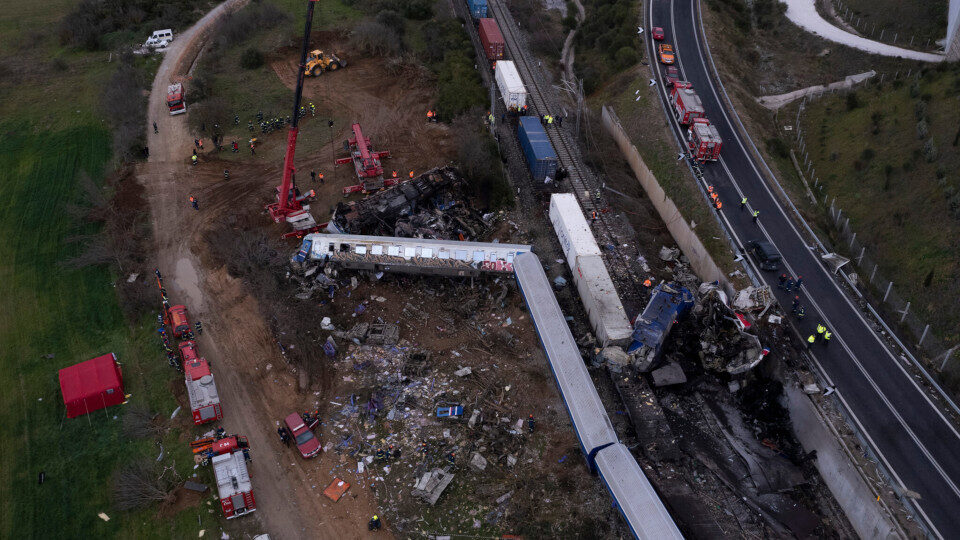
[466,0,488,19]
[517,116,558,181]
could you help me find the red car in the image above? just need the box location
[665,66,680,87]
[652,27,665,41]
[284,413,320,458]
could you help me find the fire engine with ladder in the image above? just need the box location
[338,122,396,194]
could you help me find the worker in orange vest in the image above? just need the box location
[189,196,199,210]
[643,279,652,287]
[392,170,398,178]
[715,200,722,211]
[426,110,434,121]
[408,170,414,178]
[318,171,324,184]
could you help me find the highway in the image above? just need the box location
[645,0,960,536]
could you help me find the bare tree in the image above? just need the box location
[112,459,178,510]
[122,404,164,439]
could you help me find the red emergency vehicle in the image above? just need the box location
[687,118,723,162]
[184,358,223,424]
[167,83,186,115]
[179,340,199,363]
[211,444,255,518]
[670,82,705,125]
[166,304,191,338]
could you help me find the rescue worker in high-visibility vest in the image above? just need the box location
[409,170,415,178]
[392,171,398,178]
[823,331,832,345]
[816,324,826,340]
[752,210,760,223]
[741,196,748,210]
[807,335,816,348]
[191,154,198,166]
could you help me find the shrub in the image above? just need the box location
[916,119,928,139]
[845,91,861,110]
[614,46,638,69]
[860,147,875,161]
[101,53,146,162]
[350,19,401,56]
[922,138,938,162]
[765,137,790,159]
[239,48,264,69]
[914,100,927,120]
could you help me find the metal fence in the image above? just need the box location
[790,94,959,376]
[830,0,937,51]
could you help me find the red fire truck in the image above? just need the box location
[687,118,723,162]
[166,304,191,338]
[166,83,186,115]
[211,439,256,519]
[670,82,705,125]
[184,357,223,424]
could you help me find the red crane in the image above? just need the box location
[266,0,319,230]
[339,123,395,194]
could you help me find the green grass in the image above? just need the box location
[0,125,220,538]
[0,2,224,535]
[800,69,960,342]
[830,0,947,49]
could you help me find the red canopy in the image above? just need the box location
[58,353,125,418]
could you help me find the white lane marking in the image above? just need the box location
[681,0,960,446]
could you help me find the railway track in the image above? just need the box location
[484,0,646,308]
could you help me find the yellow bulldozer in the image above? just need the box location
[304,50,346,76]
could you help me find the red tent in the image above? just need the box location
[58,353,125,418]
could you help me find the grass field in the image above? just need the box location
[0,2,224,537]
[0,125,221,538]
[799,67,960,343]
[829,0,948,50]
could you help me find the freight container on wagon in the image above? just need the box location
[466,0,487,18]
[478,18,505,61]
[517,116,558,182]
[548,194,632,346]
[494,61,528,110]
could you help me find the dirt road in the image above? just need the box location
[140,2,384,538]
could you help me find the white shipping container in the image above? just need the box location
[494,61,527,110]
[571,254,633,347]
[550,193,601,261]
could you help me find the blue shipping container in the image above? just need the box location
[467,0,487,18]
[517,116,558,181]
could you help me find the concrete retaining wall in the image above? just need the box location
[785,384,901,539]
[600,105,727,287]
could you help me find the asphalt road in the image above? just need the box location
[646,0,960,535]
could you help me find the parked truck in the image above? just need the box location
[669,82,704,125]
[166,304,191,337]
[210,438,255,519]
[687,117,723,161]
[185,357,223,425]
[166,83,186,115]
[494,61,527,111]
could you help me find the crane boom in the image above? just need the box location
[267,0,319,223]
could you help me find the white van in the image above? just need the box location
[144,29,174,49]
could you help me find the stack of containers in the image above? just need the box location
[549,193,632,347]
[517,116,558,182]
[478,18,505,61]
[466,0,487,18]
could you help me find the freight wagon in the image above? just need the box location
[494,61,527,111]
[466,0,487,18]
[517,116,558,182]
[548,194,632,346]
[478,18,505,61]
